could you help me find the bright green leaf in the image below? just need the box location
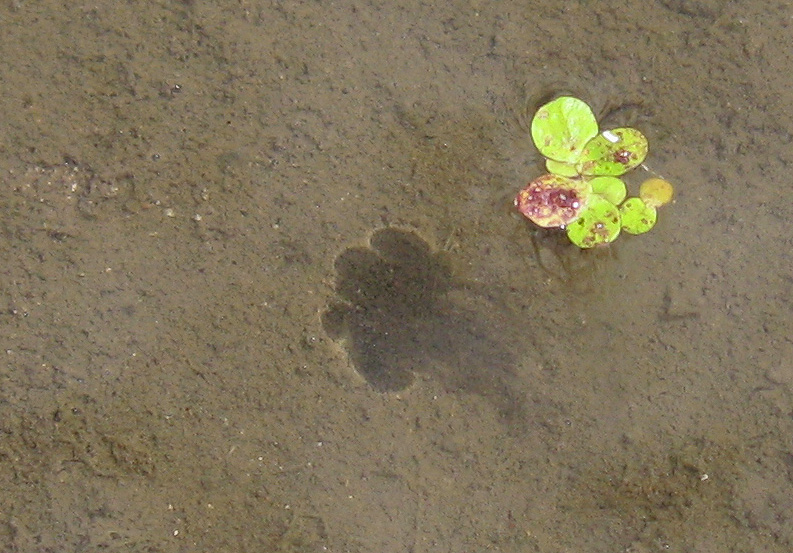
[531,97,599,164]
[546,159,579,177]
[620,197,657,234]
[515,173,591,228]
[589,176,627,205]
[578,128,649,176]
[565,195,621,249]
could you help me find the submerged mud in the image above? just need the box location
[1,1,792,551]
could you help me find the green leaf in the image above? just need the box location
[578,128,649,176]
[515,173,591,228]
[545,159,579,177]
[620,197,657,234]
[566,195,621,249]
[531,97,599,164]
[589,176,627,205]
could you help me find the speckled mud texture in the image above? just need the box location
[1,1,792,552]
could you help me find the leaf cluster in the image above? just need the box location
[516,96,673,248]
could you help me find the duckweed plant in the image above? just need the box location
[515,96,674,248]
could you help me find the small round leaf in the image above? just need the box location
[578,128,649,176]
[531,97,599,164]
[589,176,627,205]
[515,174,591,228]
[545,158,579,177]
[620,197,657,234]
[639,178,674,208]
[566,195,621,249]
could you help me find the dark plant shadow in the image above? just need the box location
[322,227,527,419]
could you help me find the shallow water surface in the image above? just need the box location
[1,1,792,552]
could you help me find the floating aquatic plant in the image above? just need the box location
[515,96,674,248]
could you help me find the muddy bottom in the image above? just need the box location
[1,1,792,552]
